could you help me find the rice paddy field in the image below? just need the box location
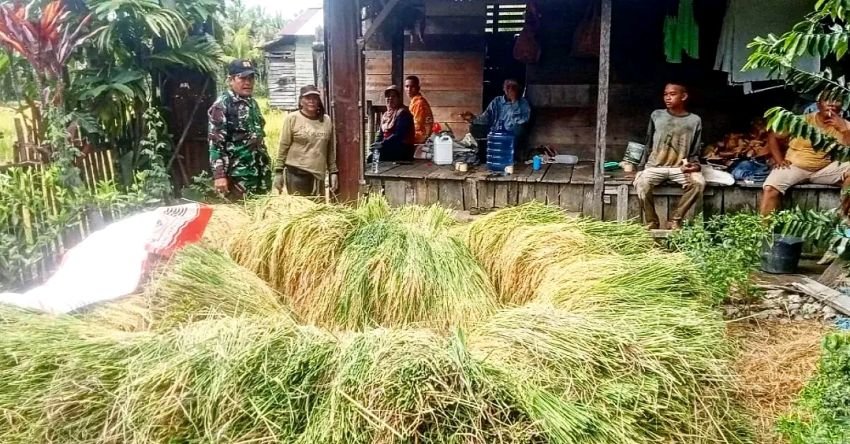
[0,198,764,443]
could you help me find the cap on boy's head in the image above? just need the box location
[384,85,402,96]
[228,59,256,77]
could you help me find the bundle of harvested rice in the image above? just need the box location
[535,252,709,309]
[484,223,613,304]
[469,303,746,444]
[244,194,316,222]
[146,245,290,329]
[463,202,567,268]
[463,203,655,304]
[315,209,496,330]
[199,203,250,250]
[111,317,335,443]
[0,307,141,443]
[74,293,151,332]
[300,328,536,444]
[567,217,654,255]
[230,204,359,299]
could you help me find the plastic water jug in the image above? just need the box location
[433,134,454,165]
[486,128,514,174]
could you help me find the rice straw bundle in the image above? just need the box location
[244,194,317,222]
[230,204,359,299]
[300,328,536,444]
[469,303,746,444]
[484,223,611,304]
[535,252,709,310]
[146,245,291,329]
[199,203,250,250]
[111,317,335,443]
[315,213,496,330]
[0,307,142,443]
[564,217,654,255]
[75,293,151,332]
[463,202,568,267]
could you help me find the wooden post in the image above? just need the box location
[592,0,612,220]
[391,25,405,89]
[325,0,364,201]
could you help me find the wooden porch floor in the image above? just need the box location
[363,160,841,224]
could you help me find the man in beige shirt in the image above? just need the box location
[760,98,850,216]
[274,85,338,196]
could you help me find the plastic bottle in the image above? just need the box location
[532,155,542,171]
[372,146,380,173]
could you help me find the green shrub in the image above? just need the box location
[779,333,850,444]
[667,213,772,303]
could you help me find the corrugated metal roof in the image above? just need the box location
[281,8,323,36]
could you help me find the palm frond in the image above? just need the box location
[148,34,223,73]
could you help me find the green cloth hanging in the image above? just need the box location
[664,0,699,64]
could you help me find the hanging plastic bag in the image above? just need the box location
[572,0,600,58]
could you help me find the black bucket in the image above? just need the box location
[760,235,804,274]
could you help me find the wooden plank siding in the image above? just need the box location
[267,47,297,109]
[365,51,483,136]
[363,161,843,221]
[295,36,316,90]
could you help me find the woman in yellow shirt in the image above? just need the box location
[274,85,338,196]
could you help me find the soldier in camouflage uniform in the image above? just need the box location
[208,59,272,197]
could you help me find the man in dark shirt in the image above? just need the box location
[634,83,705,230]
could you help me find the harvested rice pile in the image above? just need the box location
[728,320,831,444]
[0,198,752,443]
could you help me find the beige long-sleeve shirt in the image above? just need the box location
[277,112,337,179]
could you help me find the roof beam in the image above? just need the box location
[361,0,403,45]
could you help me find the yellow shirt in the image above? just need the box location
[277,112,337,179]
[787,113,850,171]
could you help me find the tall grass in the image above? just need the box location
[258,97,286,158]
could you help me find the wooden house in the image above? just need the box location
[263,8,323,110]
[325,0,839,222]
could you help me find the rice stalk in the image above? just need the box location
[300,328,537,444]
[469,303,748,444]
[230,204,359,301]
[146,245,292,330]
[199,203,250,251]
[314,213,497,330]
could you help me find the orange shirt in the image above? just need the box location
[409,94,434,144]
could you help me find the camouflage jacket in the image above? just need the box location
[208,90,271,193]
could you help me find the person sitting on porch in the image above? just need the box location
[634,82,705,230]
[760,96,850,216]
[461,78,532,161]
[405,75,434,145]
[373,85,415,162]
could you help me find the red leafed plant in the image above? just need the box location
[0,0,99,106]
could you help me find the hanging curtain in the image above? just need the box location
[664,0,699,63]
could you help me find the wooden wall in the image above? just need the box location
[365,51,483,136]
[266,40,297,109]
[364,0,486,136]
[295,37,316,92]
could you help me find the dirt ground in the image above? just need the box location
[727,319,831,444]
